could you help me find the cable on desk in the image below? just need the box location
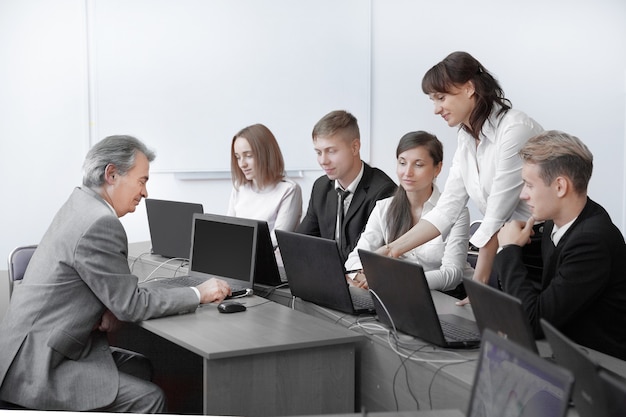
[369,289,398,337]
[129,251,152,273]
[245,298,273,309]
[391,342,427,410]
[256,282,289,298]
[386,339,473,363]
[369,288,419,409]
[348,318,388,336]
[384,327,475,411]
[141,257,189,282]
[427,358,476,410]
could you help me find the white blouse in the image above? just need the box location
[423,107,543,249]
[345,186,474,291]
[227,178,302,247]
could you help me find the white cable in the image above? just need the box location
[141,257,189,282]
[129,251,152,273]
[368,288,399,337]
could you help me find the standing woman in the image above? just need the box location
[382,51,544,305]
[345,131,474,294]
[228,123,302,247]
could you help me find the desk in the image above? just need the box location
[127,242,626,415]
[128,242,475,412]
[291,291,479,412]
[119,243,363,416]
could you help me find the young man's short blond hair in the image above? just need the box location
[312,110,360,143]
[519,130,593,194]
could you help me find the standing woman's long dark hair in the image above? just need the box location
[421,51,511,140]
[386,131,444,242]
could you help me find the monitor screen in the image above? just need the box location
[468,332,572,417]
[189,215,256,283]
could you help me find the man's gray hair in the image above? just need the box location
[82,135,156,188]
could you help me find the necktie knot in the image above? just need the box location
[337,188,351,202]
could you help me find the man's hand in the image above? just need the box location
[345,272,369,289]
[196,278,231,304]
[455,296,470,306]
[97,309,122,333]
[497,217,535,248]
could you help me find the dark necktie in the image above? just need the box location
[336,188,351,250]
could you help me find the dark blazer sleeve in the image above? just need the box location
[296,175,331,237]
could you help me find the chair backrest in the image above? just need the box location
[7,245,37,298]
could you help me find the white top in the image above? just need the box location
[345,186,474,291]
[423,107,543,248]
[227,178,303,247]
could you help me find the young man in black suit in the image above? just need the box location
[297,110,396,262]
[494,130,626,360]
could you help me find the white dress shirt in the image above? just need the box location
[423,107,543,248]
[551,218,577,246]
[345,185,474,291]
[227,178,303,247]
[335,162,364,212]
[334,162,364,239]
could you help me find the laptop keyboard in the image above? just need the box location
[351,290,375,311]
[439,319,481,342]
[145,275,248,294]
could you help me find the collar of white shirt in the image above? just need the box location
[335,161,364,195]
[551,217,577,246]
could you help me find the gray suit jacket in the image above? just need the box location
[0,187,199,410]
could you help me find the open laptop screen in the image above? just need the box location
[467,329,573,417]
[189,214,257,285]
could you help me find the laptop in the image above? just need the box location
[145,198,204,259]
[466,328,574,417]
[275,230,375,315]
[143,213,257,293]
[540,318,612,417]
[359,249,480,349]
[599,369,626,417]
[463,277,539,354]
[252,220,285,287]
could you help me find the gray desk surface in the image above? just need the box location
[139,295,363,360]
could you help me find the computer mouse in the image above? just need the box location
[217,301,247,314]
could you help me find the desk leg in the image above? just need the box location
[202,344,355,417]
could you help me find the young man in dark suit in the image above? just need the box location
[494,130,626,360]
[297,110,396,262]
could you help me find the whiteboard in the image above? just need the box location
[88,0,371,173]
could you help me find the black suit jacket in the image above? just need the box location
[296,162,396,262]
[495,198,626,360]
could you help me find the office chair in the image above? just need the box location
[7,245,37,298]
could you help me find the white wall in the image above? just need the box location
[0,0,89,260]
[1,0,625,265]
